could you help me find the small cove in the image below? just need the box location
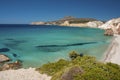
[0,24,112,68]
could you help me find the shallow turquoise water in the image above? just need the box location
[0,25,112,68]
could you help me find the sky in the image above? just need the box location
[0,0,120,24]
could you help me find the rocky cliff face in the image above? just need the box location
[87,21,103,28]
[99,18,120,35]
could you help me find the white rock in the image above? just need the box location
[0,68,51,80]
[87,21,103,28]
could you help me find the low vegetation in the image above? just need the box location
[37,51,120,80]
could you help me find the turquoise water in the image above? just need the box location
[0,24,112,68]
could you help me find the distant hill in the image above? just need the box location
[32,16,97,25]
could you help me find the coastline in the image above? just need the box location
[103,34,120,65]
[0,17,120,79]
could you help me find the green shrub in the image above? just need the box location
[37,52,120,80]
[37,59,69,76]
[69,51,79,60]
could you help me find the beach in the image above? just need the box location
[103,35,120,65]
[0,68,51,80]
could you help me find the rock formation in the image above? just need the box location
[0,60,22,71]
[0,54,10,63]
[87,21,103,28]
[99,18,120,35]
[104,29,114,36]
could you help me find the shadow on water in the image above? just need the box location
[36,42,97,52]
[0,48,10,52]
[3,38,27,50]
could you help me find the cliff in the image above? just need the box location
[99,17,120,35]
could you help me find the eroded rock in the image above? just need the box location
[0,54,10,63]
[104,29,114,36]
[0,60,22,71]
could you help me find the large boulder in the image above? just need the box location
[104,29,114,36]
[61,66,83,80]
[0,54,10,63]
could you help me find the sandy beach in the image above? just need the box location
[103,35,120,65]
[0,68,51,80]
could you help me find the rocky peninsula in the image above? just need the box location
[31,16,104,28]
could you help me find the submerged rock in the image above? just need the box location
[12,53,17,57]
[0,48,10,52]
[0,54,10,63]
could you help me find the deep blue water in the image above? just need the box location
[0,24,112,68]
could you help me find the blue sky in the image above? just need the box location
[0,0,120,24]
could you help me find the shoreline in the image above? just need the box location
[103,34,120,65]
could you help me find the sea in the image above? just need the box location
[0,24,112,68]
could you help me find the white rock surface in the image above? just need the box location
[0,68,51,80]
[99,18,120,29]
[87,21,103,28]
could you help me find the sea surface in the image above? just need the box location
[0,24,112,68]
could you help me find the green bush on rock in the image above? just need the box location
[37,51,120,80]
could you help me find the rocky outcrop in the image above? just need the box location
[0,54,10,63]
[104,29,114,36]
[87,21,103,28]
[99,18,120,35]
[0,60,22,71]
